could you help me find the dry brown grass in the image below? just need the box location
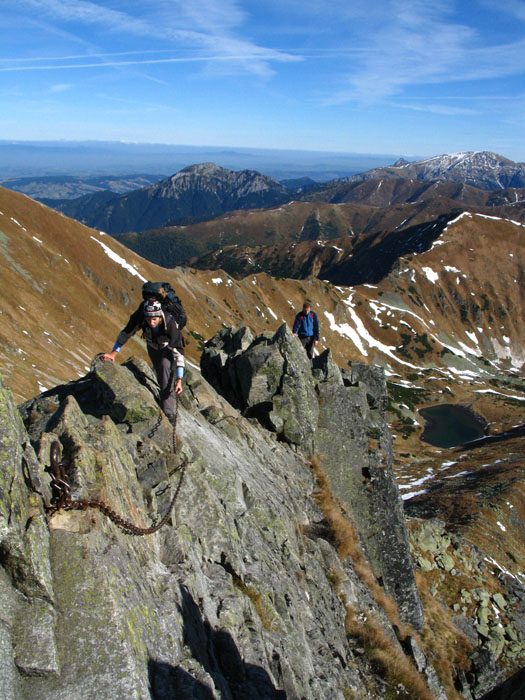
[414,572,473,700]
[231,573,276,632]
[345,604,436,700]
[309,457,436,699]
[309,456,411,637]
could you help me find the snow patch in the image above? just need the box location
[324,311,368,356]
[90,236,147,282]
[401,489,428,501]
[475,213,502,222]
[422,267,439,283]
[448,212,472,226]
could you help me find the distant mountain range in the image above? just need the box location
[0,173,164,200]
[114,180,525,270]
[33,151,525,248]
[341,151,525,190]
[302,175,525,208]
[40,163,291,234]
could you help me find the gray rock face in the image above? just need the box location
[1,338,452,699]
[201,325,319,449]
[202,325,424,631]
[0,357,392,700]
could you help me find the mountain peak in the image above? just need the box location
[349,150,525,190]
[179,162,227,176]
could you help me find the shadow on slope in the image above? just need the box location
[148,585,287,700]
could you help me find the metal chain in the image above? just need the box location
[45,395,186,536]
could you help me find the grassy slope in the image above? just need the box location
[1,186,524,572]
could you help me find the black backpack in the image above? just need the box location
[142,281,187,330]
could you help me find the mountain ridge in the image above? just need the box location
[43,163,290,234]
[339,151,525,190]
[31,153,525,276]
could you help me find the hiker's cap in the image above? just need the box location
[144,299,163,317]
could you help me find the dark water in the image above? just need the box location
[419,404,486,448]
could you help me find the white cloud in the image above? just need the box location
[9,0,299,78]
[325,0,525,104]
[49,83,73,92]
[395,102,478,116]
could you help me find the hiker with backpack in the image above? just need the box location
[102,282,186,422]
[292,301,319,365]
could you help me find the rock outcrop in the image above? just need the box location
[201,324,424,631]
[3,326,517,699]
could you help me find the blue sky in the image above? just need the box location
[1,0,524,161]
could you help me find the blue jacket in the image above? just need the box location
[293,310,319,340]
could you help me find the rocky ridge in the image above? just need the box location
[2,319,523,699]
[340,152,525,191]
[1,330,435,700]
[45,164,291,235]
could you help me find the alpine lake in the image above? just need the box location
[419,403,486,448]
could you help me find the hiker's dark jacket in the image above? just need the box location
[114,308,185,370]
[292,310,319,341]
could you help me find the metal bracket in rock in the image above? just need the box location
[28,395,186,536]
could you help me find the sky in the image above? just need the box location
[1,0,524,161]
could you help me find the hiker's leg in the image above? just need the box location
[305,337,315,360]
[158,355,175,415]
[149,348,174,415]
[299,336,314,367]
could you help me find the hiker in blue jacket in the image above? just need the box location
[292,301,319,365]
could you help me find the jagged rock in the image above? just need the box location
[267,325,319,447]
[342,361,388,411]
[202,324,319,447]
[480,667,525,700]
[234,341,284,407]
[201,325,423,631]
[4,357,435,700]
[91,355,160,423]
[312,348,344,386]
[453,614,479,646]
[407,636,448,700]
[468,648,506,698]
[0,376,58,698]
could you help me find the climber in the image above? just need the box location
[292,301,319,366]
[102,299,184,421]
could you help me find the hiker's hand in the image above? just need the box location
[293,333,298,337]
[102,351,117,362]
[314,340,319,345]
[174,378,183,395]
